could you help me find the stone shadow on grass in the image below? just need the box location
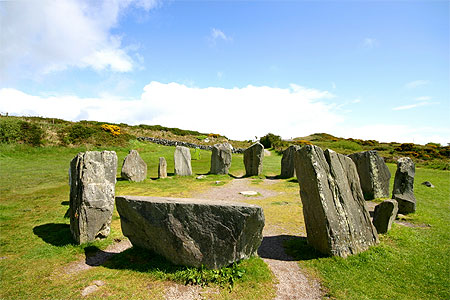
[33,223,75,246]
[93,246,189,274]
[283,236,327,261]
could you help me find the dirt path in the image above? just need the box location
[195,178,323,300]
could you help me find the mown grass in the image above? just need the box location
[0,141,277,300]
[286,164,450,300]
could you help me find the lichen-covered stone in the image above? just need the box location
[69,151,117,244]
[348,150,391,200]
[210,143,232,175]
[244,142,264,176]
[116,196,265,269]
[158,157,167,179]
[280,145,300,178]
[121,150,147,182]
[392,157,416,214]
[373,200,398,233]
[174,146,192,176]
[294,145,378,257]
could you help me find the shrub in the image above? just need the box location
[0,118,43,146]
[59,124,97,145]
[332,140,362,151]
[293,140,312,146]
[20,121,43,146]
[208,133,220,138]
[396,143,415,152]
[0,118,22,143]
[260,133,282,148]
[101,124,121,136]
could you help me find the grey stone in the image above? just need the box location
[158,157,167,179]
[421,181,434,188]
[69,151,117,244]
[280,145,300,178]
[244,142,264,176]
[348,150,391,200]
[372,200,398,234]
[294,145,379,257]
[174,146,192,176]
[210,143,233,175]
[116,196,264,269]
[392,157,416,214]
[121,150,147,182]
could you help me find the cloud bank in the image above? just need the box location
[0,0,158,79]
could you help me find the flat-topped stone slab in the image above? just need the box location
[116,196,265,269]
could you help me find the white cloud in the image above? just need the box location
[210,28,231,44]
[404,80,430,89]
[392,102,429,111]
[415,96,431,101]
[352,98,361,104]
[0,0,157,80]
[363,38,378,48]
[0,83,342,141]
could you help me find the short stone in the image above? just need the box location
[348,150,391,200]
[244,142,264,176]
[116,196,265,269]
[373,200,398,234]
[215,181,221,184]
[158,157,167,179]
[121,150,147,182]
[392,157,416,214]
[421,181,434,188]
[294,145,379,257]
[69,151,117,244]
[210,143,233,175]
[239,191,258,196]
[196,175,206,179]
[174,146,192,176]
[280,145,300,178]
[81,285,99,297]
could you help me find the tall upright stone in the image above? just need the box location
[373,200,398,234]
[348,150,391,200]
[69,151,117,244]
[392,157,416,214]
[280,145,300,178]
[210,143,233,175]
[121,150,147,182]
[174,146,192,176]
[244,142,264,176]
[294,145,378,257]
[158,157,167,179]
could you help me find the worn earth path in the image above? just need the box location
[194,178,323,300]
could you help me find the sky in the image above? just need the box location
[0,0,449,145]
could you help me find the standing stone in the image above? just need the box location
[294,145,378,257]
[158,157,167,179]
[69,151,117,244]
[116,196,265,269]
[244,142,264,176]
[348,150,391,200]
[280,145,300,178]
[392,157,416,214]
[372,200,398,234]
[210,143,233,175]
[174,146,192,176]
[121,150,147,182]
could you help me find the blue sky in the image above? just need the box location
[1,0,449,144]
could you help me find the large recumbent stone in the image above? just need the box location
[116,196,265,269]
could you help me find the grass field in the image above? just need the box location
[0,140,449,299]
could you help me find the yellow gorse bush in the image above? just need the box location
[101,124,121,136]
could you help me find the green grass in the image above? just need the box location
[286,164,450,300]
[0,142,275,300]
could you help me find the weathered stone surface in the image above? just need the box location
[158,157,167,179]
[372,200,398,234]
[294,145,378,257]
[392,157,416,214]
[280,145,300,178]
[348,150,391,200]
[69,151,117,244]
[174,146,192,176]
[116,196,265,269]
[121,150,147,182]
[244,142,264,176]
[210,143,233,175]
